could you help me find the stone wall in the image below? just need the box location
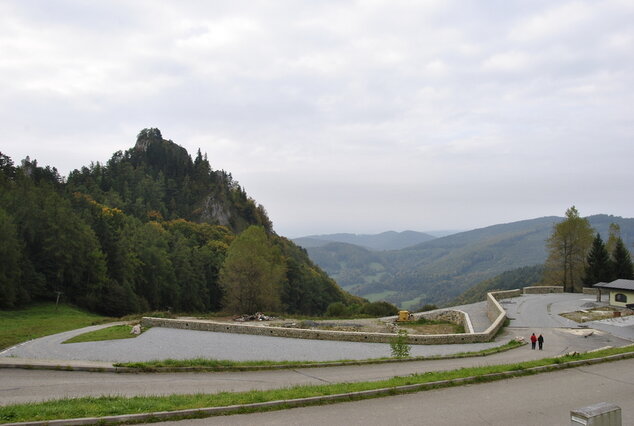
[143,313,493,345]
[523,286,563,294]
[484,289,521,337]
[490,289,522,300]
[141,288,526,346]
[582,287,599,295]
[412,309,474,334]
[487,289,521,322]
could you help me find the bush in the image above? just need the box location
[390,330,411,358]
[326,302,347,317]
[360,301,398,317]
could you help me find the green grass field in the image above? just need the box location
[0,303,111,350]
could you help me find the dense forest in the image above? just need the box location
[0,129,359,316]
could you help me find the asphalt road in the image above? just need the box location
[2,293,634,425]
[503,293,601,328]
[502,293,634,341]
[1,327,628,405]
[154,358,634,426]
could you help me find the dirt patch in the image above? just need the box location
[399,324,463,335]
[180,316,462,335]
[560,307,633,323]
[270,319,397,333]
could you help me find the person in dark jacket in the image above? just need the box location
[530,333,537,349]
[538,334,544,350]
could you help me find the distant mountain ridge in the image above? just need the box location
[302,215,634,309]
[293,230,437,251]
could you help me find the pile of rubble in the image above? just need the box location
[233,312,276,322]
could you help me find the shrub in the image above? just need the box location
[326,302,347,317]
[390,330,411,358]
[360,301,398,317]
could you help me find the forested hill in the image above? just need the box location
[68,127,272,234]
[303,215,634,309]
[0,129,357,316]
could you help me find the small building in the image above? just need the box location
[593,279,634,308]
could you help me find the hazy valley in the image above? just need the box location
[294,215,634,309]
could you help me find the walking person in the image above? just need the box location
[538,334,544,350]
[530,333,537,350]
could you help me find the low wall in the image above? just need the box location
[583,287,599,295]
[412,309,474,334]
[487,289,521,322]
[523,286,563,294]
[142,288,526,346]
[143,313,489,345]
[484,289,521,337]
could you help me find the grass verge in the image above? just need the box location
[0,304,111,350]
[62,324,147,344]
[1,345,633,424]
[114,340,524,371]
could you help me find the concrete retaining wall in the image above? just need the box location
[523,286,564,294]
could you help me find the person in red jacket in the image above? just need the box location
[530,333,537,350]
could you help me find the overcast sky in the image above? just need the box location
[2,1,633,237]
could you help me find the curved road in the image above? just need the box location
[1,327,627,405]
[157,358,634,426]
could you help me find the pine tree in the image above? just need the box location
[583,233,612,286]
[606,223,621,257]
[611,238,634,280]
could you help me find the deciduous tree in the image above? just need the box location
[219,226,286,313]
[544,206,594,292]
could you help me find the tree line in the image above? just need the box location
[544,206,634,292]
[0,129,361,316]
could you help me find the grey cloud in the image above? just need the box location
[1,0,633,236]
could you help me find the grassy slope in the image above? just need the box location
[0,303,111,350]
